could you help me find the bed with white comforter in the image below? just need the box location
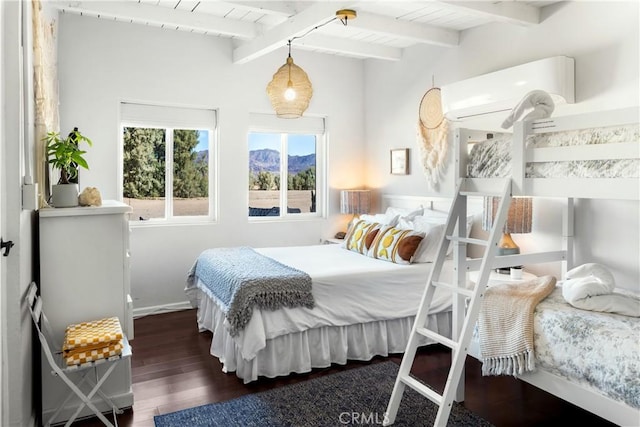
[185,244,455,383]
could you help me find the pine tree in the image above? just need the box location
[123,127,165,198]
[173,129,207,198]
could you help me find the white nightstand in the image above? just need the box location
[468,270,537,286]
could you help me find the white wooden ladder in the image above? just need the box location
[384,178,512,426]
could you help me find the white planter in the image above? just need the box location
[52,184,79,207]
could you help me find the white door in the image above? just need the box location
[0,2,5,420]
[0,1,6,423]
[0,5,6,419]
[0,115,5,427]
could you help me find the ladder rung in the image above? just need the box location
[400,375,443,405]
[432,281,474,298]
[416,327,459,350]
[447,236,488,246]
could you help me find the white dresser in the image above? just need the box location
[38,200,134,423]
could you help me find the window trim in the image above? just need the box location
[248,126,326,221]
[119,101,218,225]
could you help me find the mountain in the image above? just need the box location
[249,149,315,174]
[250,148,280,173]
[288,153,316,174]
[195,150,208,163]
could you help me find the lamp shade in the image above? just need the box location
[267,56,313,119]
[482,197,532,233]
[340,190,371,215]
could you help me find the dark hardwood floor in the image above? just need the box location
[71,309,616,427]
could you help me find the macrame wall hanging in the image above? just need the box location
[417,80,449,190]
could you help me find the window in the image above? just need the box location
[248,114,325,218]
[120,103,216,222]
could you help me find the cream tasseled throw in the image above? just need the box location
[479,275,556,376]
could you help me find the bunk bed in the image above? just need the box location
[453,107,640,426]
[185,198,472,384]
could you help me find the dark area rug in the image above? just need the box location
[154,361,493,426]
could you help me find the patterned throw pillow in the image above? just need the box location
[343,219,381,254]
[368,225,425,264]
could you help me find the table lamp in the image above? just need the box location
[337,190,371,239]
[340,190,371,217]
[482,196,532,258]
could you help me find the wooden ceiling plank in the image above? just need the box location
[294,33,402,61]
[348,11,459,47]
[232,2,347,64]
[222,1,297,17]
[436,1,540,26]
[50,0,257,38]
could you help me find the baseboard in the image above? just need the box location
[42,391,133,426]
[133,301,193,319]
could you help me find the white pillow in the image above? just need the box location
[398,216,443,263]
[385,206,424,221]
[359,213,399,226]
[399,214,475,263]
[420,210,449,223]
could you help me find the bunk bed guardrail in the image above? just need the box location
[456,106,640,200]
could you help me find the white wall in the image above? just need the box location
[56,2,640,312]
[364,1,640,289]
[57,14,366,310]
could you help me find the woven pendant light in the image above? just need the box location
[266,44,313,119]
[266,10,357,118]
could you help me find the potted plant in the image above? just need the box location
[44,128,92,207]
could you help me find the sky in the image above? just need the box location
[248,133,316,156]
[196,131,315,156]
[196,130,209,152]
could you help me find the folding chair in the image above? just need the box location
[26,282,132,427]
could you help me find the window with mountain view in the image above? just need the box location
[248,132,319,218]
[120,103,216,222]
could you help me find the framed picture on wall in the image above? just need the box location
[390,148,409,175]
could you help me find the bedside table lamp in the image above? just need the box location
[340,189,371,218]
[337,189,370,239]
[482,196,532,256]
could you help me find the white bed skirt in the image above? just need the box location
[195,291,452,383]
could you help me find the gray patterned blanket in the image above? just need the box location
[187,247,314,336]
[467,124,639,179]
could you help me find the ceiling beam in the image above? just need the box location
[437,1,540,26]
[294,33,402,61]
[348,11,459,47]
[50,0,257,38]
[222,1,297,17]
[232,2,348,64]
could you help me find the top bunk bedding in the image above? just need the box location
[457,107,640,200]
[467,124,639,179]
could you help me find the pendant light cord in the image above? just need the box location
[288,15,339,47]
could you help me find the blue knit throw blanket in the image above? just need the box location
[190,247,314,336]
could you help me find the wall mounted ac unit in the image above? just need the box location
[441,56,575,120]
